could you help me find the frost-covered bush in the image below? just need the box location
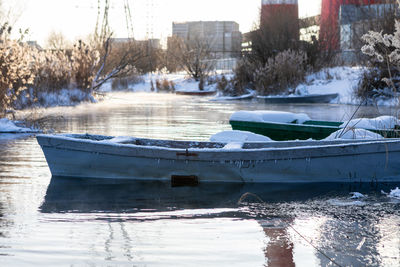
[0,39,35,113]
[0,37,101,113]
[253,49,307,95]
[215,74,247,97]
[358,20,400,101]
[32,50,71,93]
[233,57,257,91]
[155,78,175,92]
[111,72,143,91]
[70,40,100,92]
[228,50,307,96]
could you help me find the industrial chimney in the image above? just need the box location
[260,0,299,41]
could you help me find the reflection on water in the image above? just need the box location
[0,93,400,266]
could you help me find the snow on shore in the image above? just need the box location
[295,66,363,105]
[0,118,38,133]
[389,187,400,199]
[99,72,218,93]
[17,88,96,109]
[97,66,398,106]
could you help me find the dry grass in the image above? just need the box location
[253,49,308,95]
[0,36,100,115]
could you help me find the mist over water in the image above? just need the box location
[1,92,399,266]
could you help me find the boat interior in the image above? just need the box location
[62,134,397,150]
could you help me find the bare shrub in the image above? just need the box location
[233,57,258,91]
[46,31,71,50]
[253,50,308,95]
[167,35,214,81]
[155,78,175,92]
[215,74,248,96]
[111,70,143,91]
[357,19,400,101]
[32,50,71,93]
[216,75,229,92]
[0,39,35,113]
[356,68,393,101]
[70,40,100,93]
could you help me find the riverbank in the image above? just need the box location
[99,67,398,106]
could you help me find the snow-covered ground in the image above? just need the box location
[98,66,397,105]
[294,66,363,105]
[16,88,96,109]
[99,72,218,93]
[0,118,38,133]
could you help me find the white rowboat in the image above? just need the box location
[37,134,400,183]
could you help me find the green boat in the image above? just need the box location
[229,111,400,141]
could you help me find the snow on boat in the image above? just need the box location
[230,111,400,141]
[37,133,400,183]
[257,93,339,104]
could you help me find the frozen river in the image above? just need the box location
[0,92,399,266]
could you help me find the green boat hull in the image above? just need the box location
[230,120,400,141]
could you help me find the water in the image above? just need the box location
[1,92,400,266]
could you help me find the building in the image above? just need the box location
[319,0,385,50]
[110,38,161,50]
[171,21,242,58]
[339,3,397,49]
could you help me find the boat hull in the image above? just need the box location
[175,90,216,96]
[37,134,400,183]
[257,93,339,103]
[230,120,400,141]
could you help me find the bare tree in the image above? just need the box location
[89,0,148,91]
[168,36,214,82]
[46,31,70,50]
[91,38,146,91]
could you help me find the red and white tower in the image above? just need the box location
[261,0,299,40]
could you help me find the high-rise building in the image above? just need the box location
[171,21,242,58]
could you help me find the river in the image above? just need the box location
[0,92,399,266]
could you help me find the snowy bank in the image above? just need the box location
[389,187,400,199]
[16,88,96,109]
[101,72,219,93]
[0,118,38,133]
[295,66,363,105]
[99,67,398,106]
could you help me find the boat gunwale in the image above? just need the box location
[37,134,400,163]
[229,119,400,134]
[256,93,339,99]
[229,119,342,130]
